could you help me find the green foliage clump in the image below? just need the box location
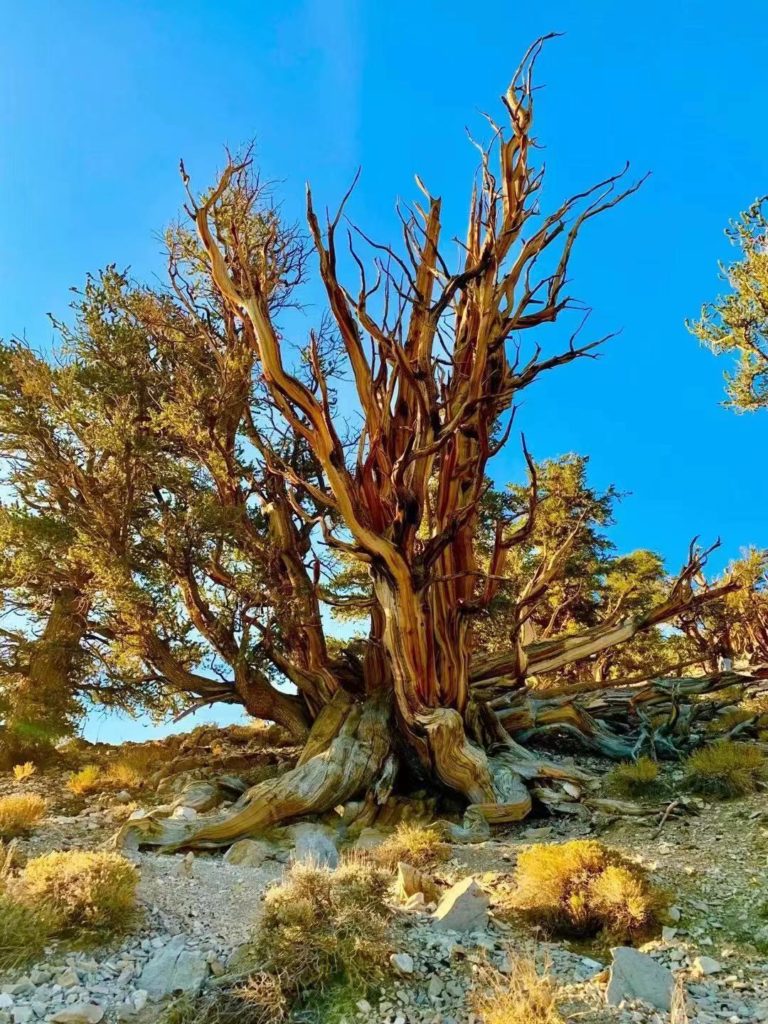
[509,839,666,943]
[708,708,756,734]
[250,860,391,999]
[16,850,138,933]
[0,793,46,839]
[689,199,768,411]
[607,756,662,798]
[683,740,766,798]
[0,893,54,971]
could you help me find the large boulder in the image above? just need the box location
[606,947,674,1011]
[138,935,210,1001]
[431,877,489,932]
[172,781,220,813]
[286,822,339,868]
[223,838,278,868]
[352,826,389,853]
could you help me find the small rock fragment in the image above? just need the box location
[50,1005,105,1024]
[693,956,723,976]
[390,952,415,975]
[431,877,489,932]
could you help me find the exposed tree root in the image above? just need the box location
[494,668,768,759]
[113,667,768,853]
[116,691,392,850]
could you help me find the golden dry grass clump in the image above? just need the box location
[374,822,450,870]
[472,957,563,1024]
[607,756,662,798]
[16,850,138,932]
[67,763,103,796]
[683,740,766,798]
[12,761,37,782]
[68,745,172,796]
[251,859,391,997]
[509,839,665,943]
[0,793,46,839]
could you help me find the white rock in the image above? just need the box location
[0,999,11,1012]
[431,877,489,932]
[606,946,674,1011]
[390,952,415,975]
[50,1005,105,1024]
[170,806,198,821]
[693,956,723,976]
[222,839,276,867]
[55,970,80,990]
[289,823,339,868]
[427,976,444,999]
[139,936,209,1001]
[352,827,388,853]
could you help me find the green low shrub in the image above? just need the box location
[606,756,663,798]
[250,860,391,998]
[683,740,766,799]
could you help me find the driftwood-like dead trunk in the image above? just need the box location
[115,40,751,852]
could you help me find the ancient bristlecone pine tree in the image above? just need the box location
[113,41,747,849]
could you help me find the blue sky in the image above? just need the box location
[2,1,767,741]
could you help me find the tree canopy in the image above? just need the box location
[1,41,764,841]
[690,198,768,411]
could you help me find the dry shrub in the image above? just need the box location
[17,850,138,932]
[161,974,287,1024]
[607,756,662,798]
[374,822,450,870]
[107,761,144,789]
[0,894,54,972]
[228,721,293,747]
[683,740,766,798]
[68,747,169,796]
[472,957,563,1024]
[670,974,690,1024]
[114,743,173,778]
[0,793,46,839]
[68,763,102,796]
[510,839,665,943]
[12,761,37,782]
[251,860,391,996]
[0,839,18,881]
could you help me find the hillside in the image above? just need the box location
[2,722,768,1024]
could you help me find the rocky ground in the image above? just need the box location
[2,724,768,1024]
